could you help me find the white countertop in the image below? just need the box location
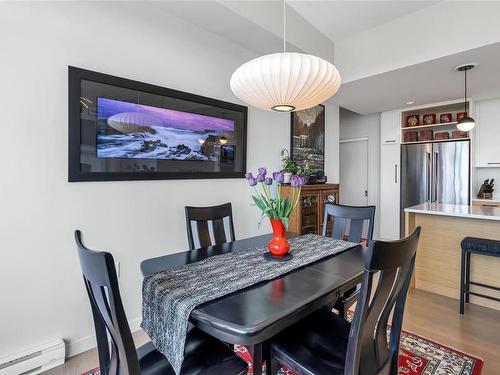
[405,203,500,221]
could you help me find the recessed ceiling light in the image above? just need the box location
[406,101,416,105]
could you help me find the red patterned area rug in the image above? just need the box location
[82,307,483,375]
[234,328,484,375]
[82,329,483,375]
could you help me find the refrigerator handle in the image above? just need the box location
[426,151,431,202]
[395,164,398,183]
[433,150,439,203]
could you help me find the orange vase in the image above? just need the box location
[268,219,290,257]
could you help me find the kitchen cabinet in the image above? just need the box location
[381,110,401,145]
[380,143,400,240]
[476,99,500,167]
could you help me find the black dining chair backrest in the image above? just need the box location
[185,203,235,250]
[75,230,140,375]
[345,226,421,375]
[322,204,376,244]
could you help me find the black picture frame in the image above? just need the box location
[68,66,247,182]
[290,104,325,174]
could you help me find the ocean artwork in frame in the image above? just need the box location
[290,104,325,175]
[68,66,247,182]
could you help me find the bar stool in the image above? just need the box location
[460,237,500,314]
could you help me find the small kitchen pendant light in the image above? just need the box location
[230,0,341,112]
[456,63,476,131]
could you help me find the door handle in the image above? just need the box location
[385,139,396,143]
[487,162,500,165]
[394,164,398,183]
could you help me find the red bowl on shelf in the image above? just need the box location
[440,113,452,123]
[435,132,450,140]
[423,114,436,125]
[452,130,468,139]
[456,112,467,122]
[420,130,433,141]
[404,131,418,142]
[406,114,419,127]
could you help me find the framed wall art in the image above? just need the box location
[68,66,247,182]
[290,104,325,174]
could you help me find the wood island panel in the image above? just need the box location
[406,211,500,311]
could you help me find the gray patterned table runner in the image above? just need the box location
[141,234,357,374]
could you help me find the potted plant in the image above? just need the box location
[280,149,296,183]
[245,168,305,259]
[297,150,315,184]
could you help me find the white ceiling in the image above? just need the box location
[332,41,500,114]
[288,1,439,41]
[153,1,285,56]
[151,1,500,115]
[153,1,334,59]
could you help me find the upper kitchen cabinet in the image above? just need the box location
[381,110,401,145]
[476,99,500,167]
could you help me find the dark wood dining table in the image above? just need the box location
[141,234,365,375]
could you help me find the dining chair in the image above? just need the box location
[74,230,247,375]
[270,226,421,375]
[322,203,376,244]
[322,204,376,317]
[185,202,235,250]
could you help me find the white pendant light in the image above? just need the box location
[455,63,476,131]
[230,0,341,112]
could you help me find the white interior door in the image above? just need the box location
[340,138,369,205]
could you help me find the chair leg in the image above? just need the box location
[460,249,466,314]
[335,299,345,318]
[270,358,280,375]
[465,252,471,303]
[263,342,271,375]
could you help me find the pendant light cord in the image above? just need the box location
[283,0,286,52]
[464,68,467,114]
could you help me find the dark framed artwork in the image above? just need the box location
[290,104,325,173]
[68,66,247,182]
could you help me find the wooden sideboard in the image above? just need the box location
[282,183,339,235]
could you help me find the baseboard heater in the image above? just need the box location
[0,339,65,375]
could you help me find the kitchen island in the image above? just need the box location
[405,203,500,311]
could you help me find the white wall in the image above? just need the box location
[336,1,500,83]
[339,108,380,238]
[0,2,339,358]
[325,103,340,183]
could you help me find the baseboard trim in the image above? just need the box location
[67,316,142,357]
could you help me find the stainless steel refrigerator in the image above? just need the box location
[400,140,470,236]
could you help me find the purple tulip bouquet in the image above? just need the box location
[245,168,305,229]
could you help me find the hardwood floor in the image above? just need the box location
[43,289,500,375]
[43,331,149,375]
[403,289,500,374]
